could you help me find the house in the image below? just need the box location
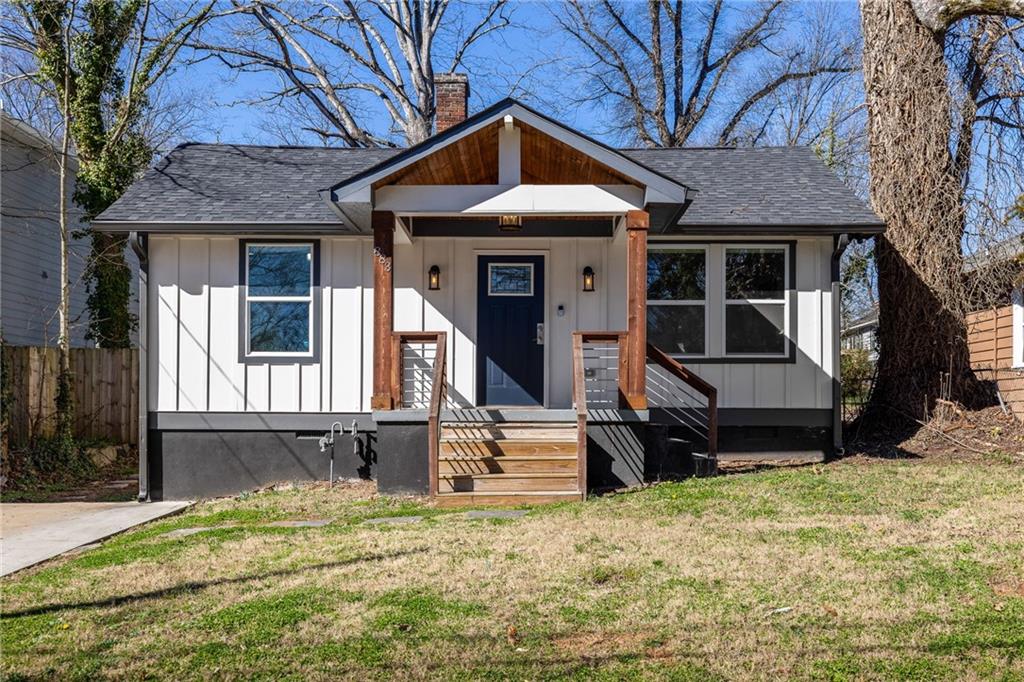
[1,113,92,347]
[1,112,139,349]
[841,309,878,360]
[93,75,885,503]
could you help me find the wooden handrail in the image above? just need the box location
[572,333,587,499]
[392,331,447,497]
[646,343,718,458]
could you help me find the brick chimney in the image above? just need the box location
[434,73,469,134]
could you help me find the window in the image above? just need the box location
[647,247,707,356]
[245,243,315,356]
[724,246,788,356]
[488,263,534,296]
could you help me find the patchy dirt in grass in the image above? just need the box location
[1,445,138,502]
[847,405,1024,464]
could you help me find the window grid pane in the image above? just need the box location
[648,304,705,355]
[726,248,785,300]
[647,250,706,301]
[248,245,312,297]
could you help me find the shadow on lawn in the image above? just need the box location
[2,548,426,619]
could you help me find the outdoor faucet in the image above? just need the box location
[320,421,344,486]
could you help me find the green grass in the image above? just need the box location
[3,459,1024,680]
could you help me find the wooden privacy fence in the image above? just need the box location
[2,346,139,446]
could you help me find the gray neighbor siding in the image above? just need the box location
[1,115,137,347]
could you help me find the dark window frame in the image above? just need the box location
[646,244,709,358]
[646,240,797,365]
[238,239,321,364]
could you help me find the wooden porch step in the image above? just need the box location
[440,472,578,493]
[434,490,583,508]
[440,455,577,475]
[440,439,577,458]
[441,423,576,441]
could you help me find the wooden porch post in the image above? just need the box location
[371,210,395,410]
[625,209,648,410]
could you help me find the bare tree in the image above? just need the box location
[3,0,214,349]
[860,0,1024,416]
[191,0,512,146]
[556,0,859,147]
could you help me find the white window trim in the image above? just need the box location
[1013,285,1024,369]
[244,242,315,358]
[487,262,535,296]
[722,244,790,359]
[647,244,709,358]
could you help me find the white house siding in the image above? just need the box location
[147,234,835,413]
[147,235,625,412]
[647,236,835,410]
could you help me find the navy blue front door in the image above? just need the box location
[477,256,545,406]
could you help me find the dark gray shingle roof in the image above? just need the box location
[97,143,400,224]
[622,146,880,227]
[96,141,881,229]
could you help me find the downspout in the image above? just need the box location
[129,231,150,502]
[830,233,851,458]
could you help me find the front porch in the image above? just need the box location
[322,100,717,505]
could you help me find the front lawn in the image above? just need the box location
[3,458,1023,680]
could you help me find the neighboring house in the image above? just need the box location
[1,112,138,348]
[1,113,92,347]
[94,75,885,503]
[841,309,878,361]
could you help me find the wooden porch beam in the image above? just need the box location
[624,209,648,410]
[371,210,395,410]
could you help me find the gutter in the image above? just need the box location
[830,233,851,458]
[129,231,150,502]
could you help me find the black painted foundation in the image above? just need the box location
[146,408,833,500]
[148,430,375,500]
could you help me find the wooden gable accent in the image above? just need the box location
[372,120,641,189]
[373,125,498,188]
[519,122,636,185]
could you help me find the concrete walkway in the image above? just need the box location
[1,501,190,576]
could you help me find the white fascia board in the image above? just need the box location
[373,184,645,215]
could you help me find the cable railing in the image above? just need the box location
[392,331,447,496]
[645,344,718,459]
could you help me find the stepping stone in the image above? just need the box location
[363,516,423,525]
[267,519,331,528]
[161,527,217,538]
[465,510,528,520]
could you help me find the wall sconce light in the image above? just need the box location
[498,215,522,232]
[582,266,595,292]
[428,264,441,290]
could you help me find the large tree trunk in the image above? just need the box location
[860,0,983,416]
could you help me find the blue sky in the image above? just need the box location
[165,0,863,148]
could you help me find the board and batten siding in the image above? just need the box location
[645,236,836,410]
[147,235,623,412]
[147,234,835,413]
